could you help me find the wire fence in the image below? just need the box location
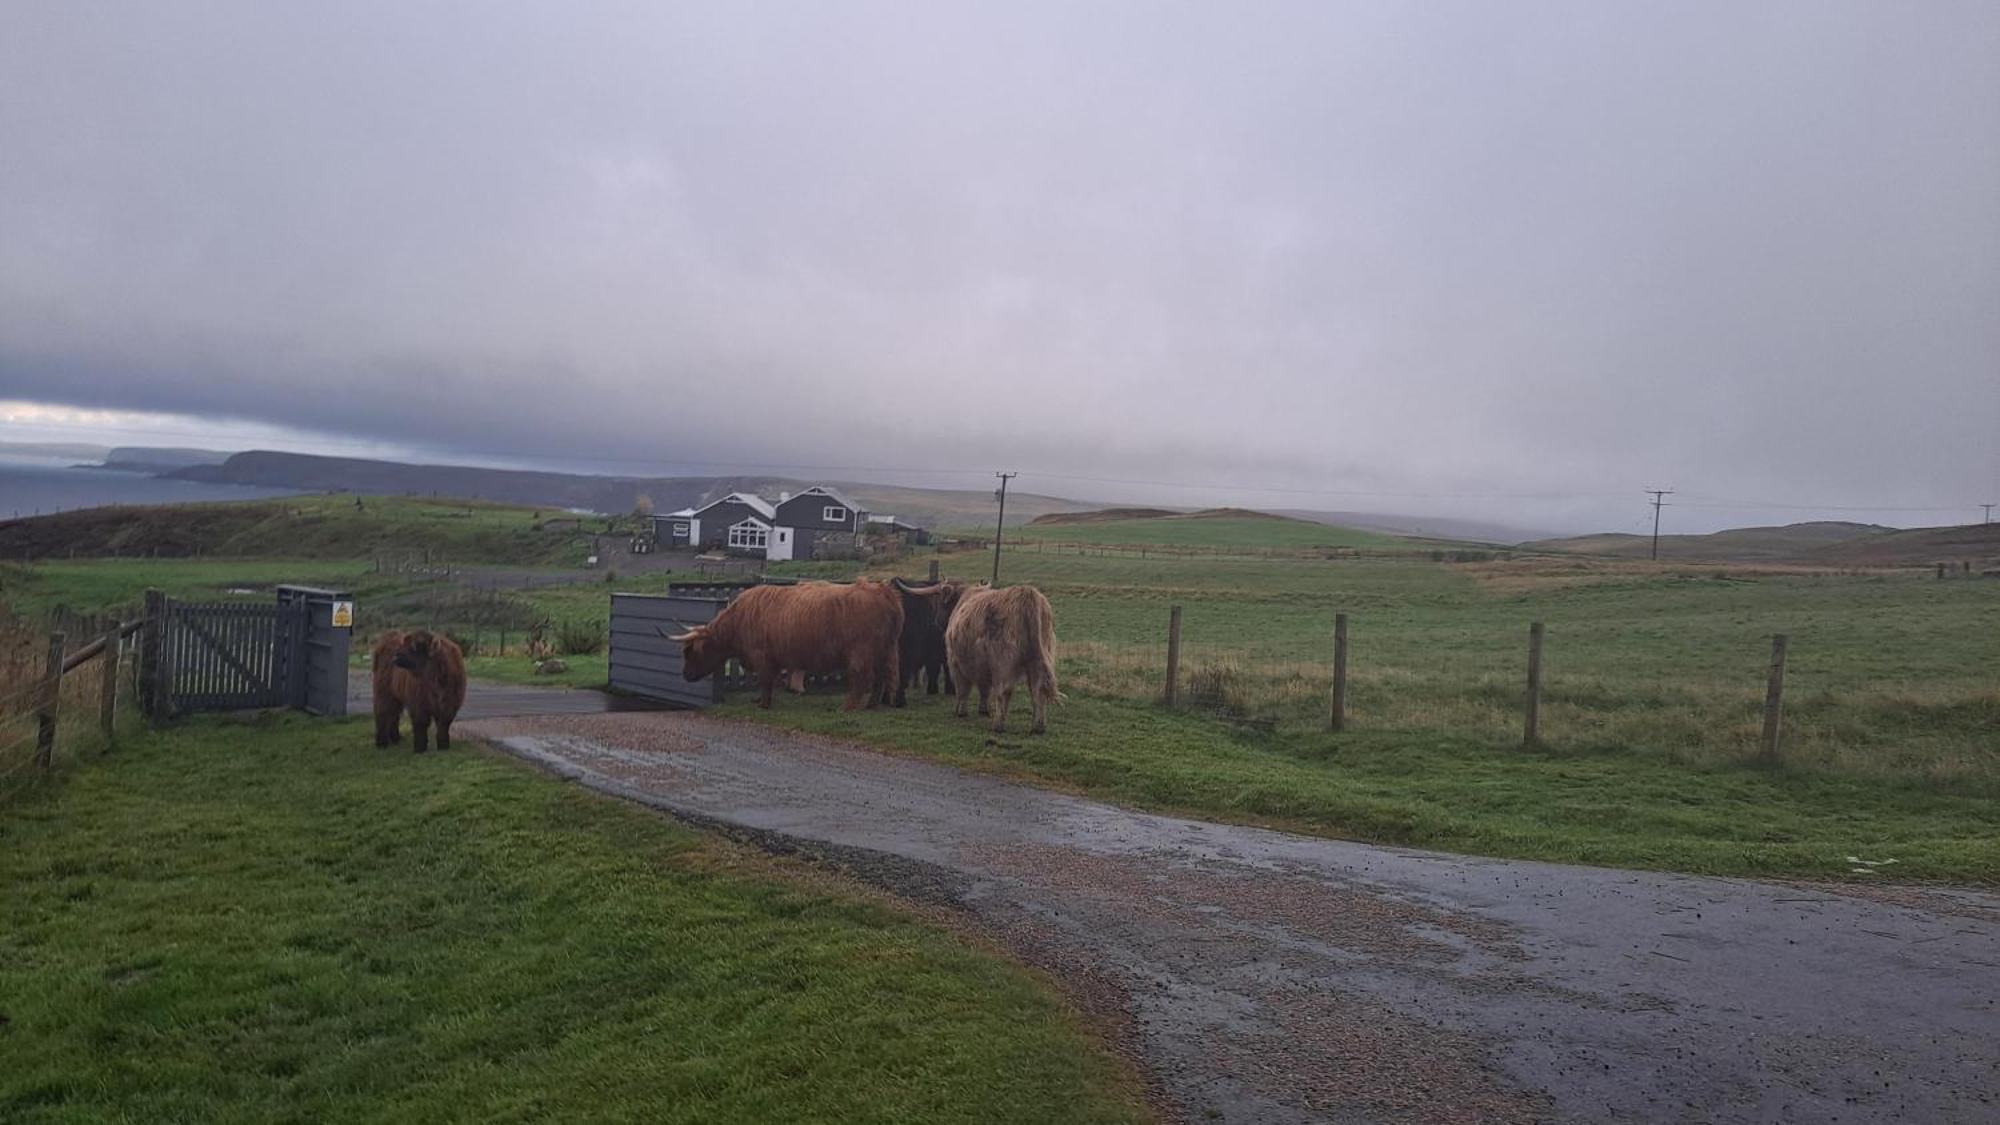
[0,618,140,804]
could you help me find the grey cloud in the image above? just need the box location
[2,1,1996,533]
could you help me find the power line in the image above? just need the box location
[1984,503,1995,525]
[1645,489,1674,560]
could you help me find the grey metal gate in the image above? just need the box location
[609,594,736,707]
[610,583,852,707]
[157,599,291,712]
[145,586,353,717]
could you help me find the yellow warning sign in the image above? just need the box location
[331,600,354,628]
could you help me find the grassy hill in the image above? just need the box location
[1531,520,2000,566]
[1808,522,2000,567]
[1527,521,1893,561]
[1023,508,1409,549]
[0,494,593,566]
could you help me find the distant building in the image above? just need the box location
[652,484,921,561]
[866,513,931,546]
[653,492,776,553]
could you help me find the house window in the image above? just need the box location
[823,506,847,523]
[728,523,769,550]
[670,522,689,536]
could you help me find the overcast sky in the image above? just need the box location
[3,1,1995,534]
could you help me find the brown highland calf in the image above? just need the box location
[372,629,467,752]
[672,580,902,710]
[943,583,1059,734]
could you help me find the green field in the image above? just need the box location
[0,717,1146,1124]
[1011,511,1409,550]
[6,502,1997,883]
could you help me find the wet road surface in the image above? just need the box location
[344,671,656,720]
[466,710,2000,1124]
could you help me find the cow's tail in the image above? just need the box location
[1029,595,1064,704]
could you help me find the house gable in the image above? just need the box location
[773,485,866,532]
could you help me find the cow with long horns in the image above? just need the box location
[670,580,903,711]
[889,577,961,706]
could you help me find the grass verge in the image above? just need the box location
[721,690,2000,885]
[0,715,1148,1124]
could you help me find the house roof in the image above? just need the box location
[692,492,776,519]
[661,507,697,518]
[792,484,863,513]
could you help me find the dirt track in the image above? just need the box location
[467,710,2000,1124]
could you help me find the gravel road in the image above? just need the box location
[466,710,2000,1124]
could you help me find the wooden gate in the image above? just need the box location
[156,599,296,713]
[143,587,354,717]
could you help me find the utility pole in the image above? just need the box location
[1983,503,1995,525]
[1645,489,1674,560]
[992,472,1017,585]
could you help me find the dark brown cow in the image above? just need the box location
[673,580,902,711]
[943,583,1059,734]
[889,577,959,707]
[372,629,467,752]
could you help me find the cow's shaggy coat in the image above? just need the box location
[890,578,958,706]
[372,629,467,752]
[944,583,1059,734]
[675,580,902,711]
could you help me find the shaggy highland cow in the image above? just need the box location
[943,583,1059,734]
[889,577,959,706]
[372,629,467,752]
[671,580,902,711]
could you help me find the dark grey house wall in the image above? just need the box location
[691,499,760,548]
[652,515,695,547]
[773,491,865,534]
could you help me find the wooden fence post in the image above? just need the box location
[99,631,120,743]
[1761,634,1789,763]
[1329,613,1349,732]
[1936,561,1946,580]
[1163,605,1183,708]
[928,558,941,583]
[1523,621,1545,746]
[36,631,66,769]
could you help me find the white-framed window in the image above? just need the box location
[823,505,847,523]
[670,522,689,535]
[728,522,769,550]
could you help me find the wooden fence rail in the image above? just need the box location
[2,617,142,795]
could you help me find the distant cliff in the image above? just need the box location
[99,446,234,473]
[168,450,1092,527]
